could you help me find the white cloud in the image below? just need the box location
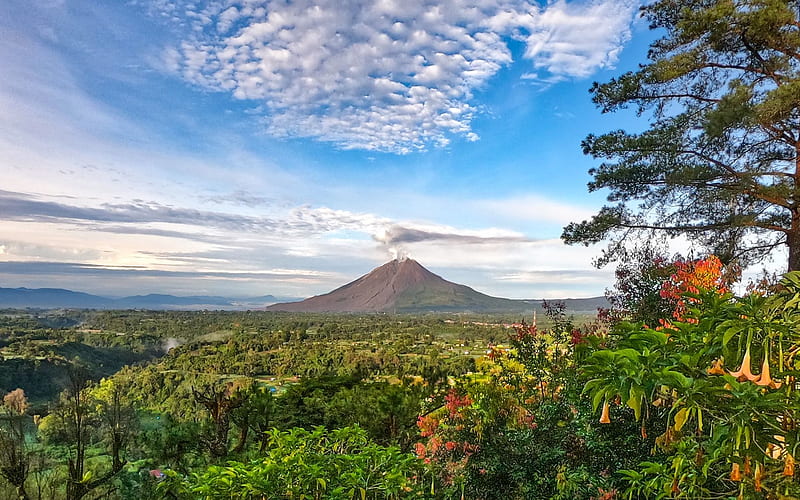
[519,0,638,79]
[165,0,638,153]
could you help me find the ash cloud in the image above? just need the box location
[375,225,531,246]
[200,190,275,208]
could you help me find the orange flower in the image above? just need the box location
[730,462,741,481]
[757,353,783,389]
[599,400,611,424]
[754,354,781,388]
[661,256,728,321]
[784,454,795,477]
[729,345,758,381]
[754,463,763,491]
[707,358,725,375]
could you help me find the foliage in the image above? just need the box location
[603,244,679,326]
[0,310,614,498]
[275,375,429,450]
[562,0,800,270]
[0,388,31,499]
[46,371,135,500]
[415,304,655,499]
[584,268,800,498]
[159,426,431,499]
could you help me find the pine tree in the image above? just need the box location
[562,0,800,269]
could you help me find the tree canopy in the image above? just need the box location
[562,0,800,269]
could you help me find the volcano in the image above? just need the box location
[266,258,536,313]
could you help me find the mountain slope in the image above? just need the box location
[267,258,536,313]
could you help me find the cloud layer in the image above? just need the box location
[167,0,637,153]
[0,188,609,297]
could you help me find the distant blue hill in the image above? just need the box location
[0,287,293,310]
[0,287,114,309]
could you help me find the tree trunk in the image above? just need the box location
[259,427,270,454]
[16,484,30,500]
[790,209,800,272]
[232,419,249,455]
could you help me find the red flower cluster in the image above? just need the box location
[444,389,473,418]
[660,256,728,322]
[417,414,439,438]
[513,322,538,341]
[570,328,586,345]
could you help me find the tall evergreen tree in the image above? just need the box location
[562,0,800,269]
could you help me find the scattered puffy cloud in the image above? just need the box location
[165,0,638,153]
[517,0,638,80]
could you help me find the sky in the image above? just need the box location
[0,0,666,300]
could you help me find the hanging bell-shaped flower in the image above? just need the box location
[784,454,795,477]
[599,400,611,424]
[754,355,773,387]
[729,345,758,381]
[730,462,741,481]
[753,350,782,389]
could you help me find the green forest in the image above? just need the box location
[4,254,800,499]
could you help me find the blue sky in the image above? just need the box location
[1,0,661,299]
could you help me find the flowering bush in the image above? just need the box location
[415,305,651,499]
[584,268,800,499]
[659,255,730,325]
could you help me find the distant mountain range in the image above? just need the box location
[267,258,608,314]
[1,259,608,313]
[0,287,294,310]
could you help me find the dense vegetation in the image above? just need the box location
[0,309,539,498]
[5,254,800,499]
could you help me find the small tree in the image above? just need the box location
[0,389,31,500]
[230,385,274,455]
[192,379,248,459]
[603,244,679,326]
[52,368,133,500]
